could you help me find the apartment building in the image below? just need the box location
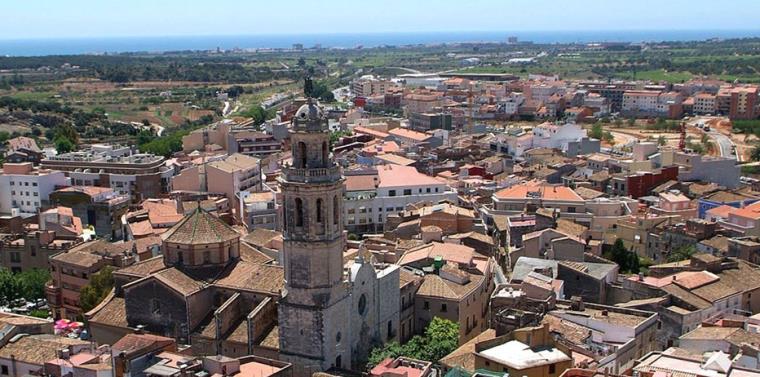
[238,185,279,231]
[622,90,683,118]
[49,186,130,241]
[491,182,589,225]
[46,240,137,320]
[343,165,457,233]
[0,162,69,216]
[0,209,84,273]
[351,75,398,97]
[693,93,718,115]
[546,301,660,374]
[206,153,262,219]
[729,86,759,120]
[40,144,173,203]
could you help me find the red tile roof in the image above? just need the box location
[494,182,583,202]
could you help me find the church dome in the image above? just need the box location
[294,100,325,122]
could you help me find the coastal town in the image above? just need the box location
[2,33,760,377]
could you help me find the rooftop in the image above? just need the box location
[162,207,239,245]
[479,340,571,370]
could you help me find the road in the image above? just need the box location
[222,101,232,117]
[707,130,740,161]
[685,116,740,161]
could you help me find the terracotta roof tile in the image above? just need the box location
[162,208,239,245]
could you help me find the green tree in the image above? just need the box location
[16,269,50,301]
[603,131,615,144]
[606,239,640,274]
[668,245,697,263]
[590,122,604,140]
[0,131,9,144]
[657,135,667,146]
[79,266,114,313]
[0,269,20,306]
[367,317,459,369]
[54,136,75,154]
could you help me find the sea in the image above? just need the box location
[2,30,760,57]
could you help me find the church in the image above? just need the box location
[86,89,401,374]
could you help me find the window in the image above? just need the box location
[10,252,20,263]
[358,294,367,315]
[441,303,447,312]
[32,182,37,187]
[389,190,396,197]
[316,198,323,223]
[333,195,339,225]
[424,301,430,310]
[297,142,307,168]
[435,187,439,193]
[426,188,431,193]
[295,198,304,227]
[549,364,556,374]
[2,364,8,375]
[322,141,328,165]
[403,189,412,196]
[151,299,161,314]
[567,207,576,213]
[9,181,13,186]
[387,321,393,338]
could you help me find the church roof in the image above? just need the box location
[162,207,239,245]
[214,261,284,294]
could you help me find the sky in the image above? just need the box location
[2,0,760,40]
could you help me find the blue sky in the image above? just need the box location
[2,0,759,39]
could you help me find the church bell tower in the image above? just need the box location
[278,80,351,373]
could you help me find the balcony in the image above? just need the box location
[282,165,342,184]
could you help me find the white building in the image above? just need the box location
[694,93,717,115]
[532,122,588,151]
[343,165,457,233]
[0,162,70,216]
[351,75,398,97]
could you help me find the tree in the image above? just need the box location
[751,145,760,162]
[657,135,667,146]
[668,245,697,263]
[54,136,75,154]
[627,118,636,127]
[367,317,459,369]
[606,239,640,274]
[16,269,49,301]
[0,131,9,144]
[590,122,604,140]
[79,266,114,313]
[603,131,615,144]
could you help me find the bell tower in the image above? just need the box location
[278,80,351,373]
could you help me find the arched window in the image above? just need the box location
[333,195,339,225]
[316,198,323,223]
[298,142,307,168]
[322,141,328,166]
[295,198,304,227]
